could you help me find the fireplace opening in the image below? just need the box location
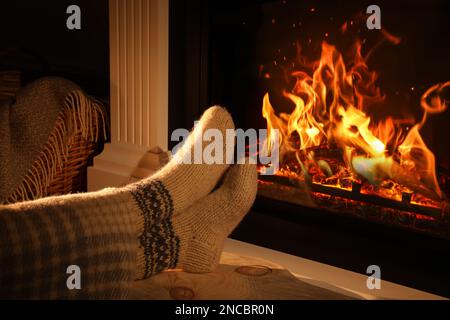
[206,0,450,238]
[170,0,450,296]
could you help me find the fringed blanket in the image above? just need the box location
[0,77,106,204]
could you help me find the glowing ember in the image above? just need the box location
[261,40,449,204]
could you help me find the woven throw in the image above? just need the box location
[0,77,106,204]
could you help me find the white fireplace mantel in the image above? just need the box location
[88,0,169,190]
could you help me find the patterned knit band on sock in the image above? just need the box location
[129,180,180,280]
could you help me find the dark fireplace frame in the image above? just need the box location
[169,0,450,297]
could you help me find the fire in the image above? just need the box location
[261,41,449,202]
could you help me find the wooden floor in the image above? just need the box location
[129,239,445,300]
[129,252,357,300]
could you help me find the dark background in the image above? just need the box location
[0,0,109,98]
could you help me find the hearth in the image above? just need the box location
[169,0,450,296]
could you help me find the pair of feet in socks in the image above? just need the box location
[0,106,256,299]
[126,106,257,278]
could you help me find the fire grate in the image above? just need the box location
[258,173,450,239]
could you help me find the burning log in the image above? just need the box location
[390,162,442,202]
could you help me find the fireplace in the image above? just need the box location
[170,0,450,297]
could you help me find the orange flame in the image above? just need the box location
[262,42,448,201]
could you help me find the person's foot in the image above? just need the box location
[134,162,257,279]
[127,106,235,214]
[128,106,247,279]
[173,162,257,273]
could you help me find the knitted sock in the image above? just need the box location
[0,188,138,299]
[125,106,236,279]
[128,105,235,213]
[174,162,257,273]
[0,106,257,299]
